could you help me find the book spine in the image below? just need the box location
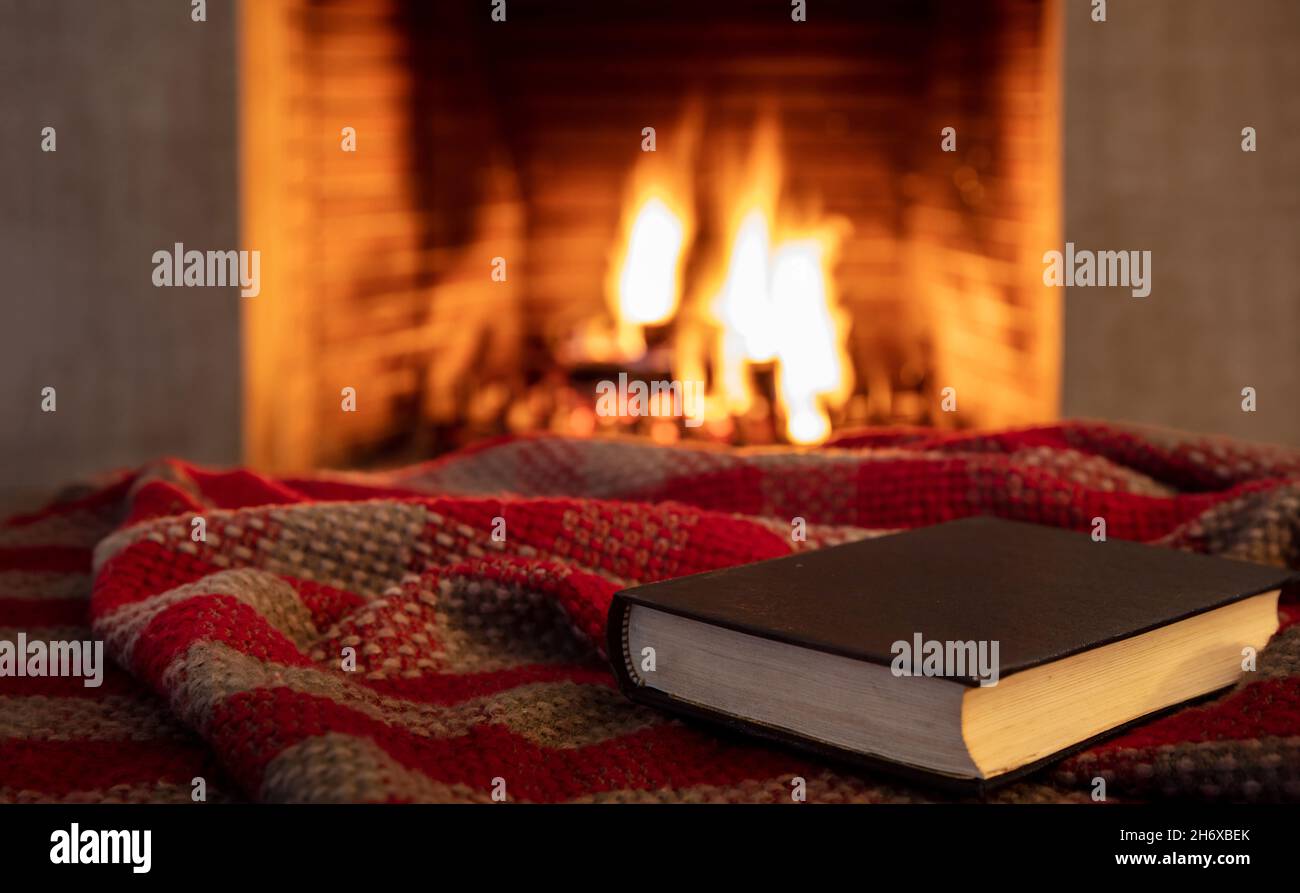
[605,594,643,697]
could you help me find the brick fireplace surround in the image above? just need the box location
[241,0,1062,470]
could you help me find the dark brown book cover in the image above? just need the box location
[606,516,1295,793]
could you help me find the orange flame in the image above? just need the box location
[607,111,852,444]
[606,110,699,359]
[702,117,852,443]
[769,236,853,443]
[617,195,687,324]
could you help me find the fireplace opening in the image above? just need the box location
[241,0,1061,471]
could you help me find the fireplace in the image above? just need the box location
[241,0,1061,471]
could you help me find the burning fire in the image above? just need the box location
[769,238,853,444]
[606,117,696,360]
[609,115,852,444]
[616,195,686,327]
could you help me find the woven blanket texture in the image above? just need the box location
[2,421,1299,803]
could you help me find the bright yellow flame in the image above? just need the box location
[711,210,774,414]
[606,113,852,444]
[698,115,852,444]
[714,210,775,361]
[617,196,686,326]
[769,238,851,444]
[707,228,851,444]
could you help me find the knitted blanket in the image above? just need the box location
[2,422,1299,803]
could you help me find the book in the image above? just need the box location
[606,516,1294,792]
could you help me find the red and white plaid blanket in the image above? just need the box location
[3,422,1299,803]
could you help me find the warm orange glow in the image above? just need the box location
[618,195,686,326]
[606,120,695,358]
[712,209,772,415]
[715,211,775,359]
[700,118,852,443]
[706,221,851,443]
[769,238,852,444]
[605,113,853,444]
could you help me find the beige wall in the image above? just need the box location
[1063,0,1300,446]
[0,0,241,510]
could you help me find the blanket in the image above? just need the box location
[2,421,1299,803]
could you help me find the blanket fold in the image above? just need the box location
[2,422,1298,802]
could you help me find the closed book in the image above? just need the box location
[606,517,1294,793]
